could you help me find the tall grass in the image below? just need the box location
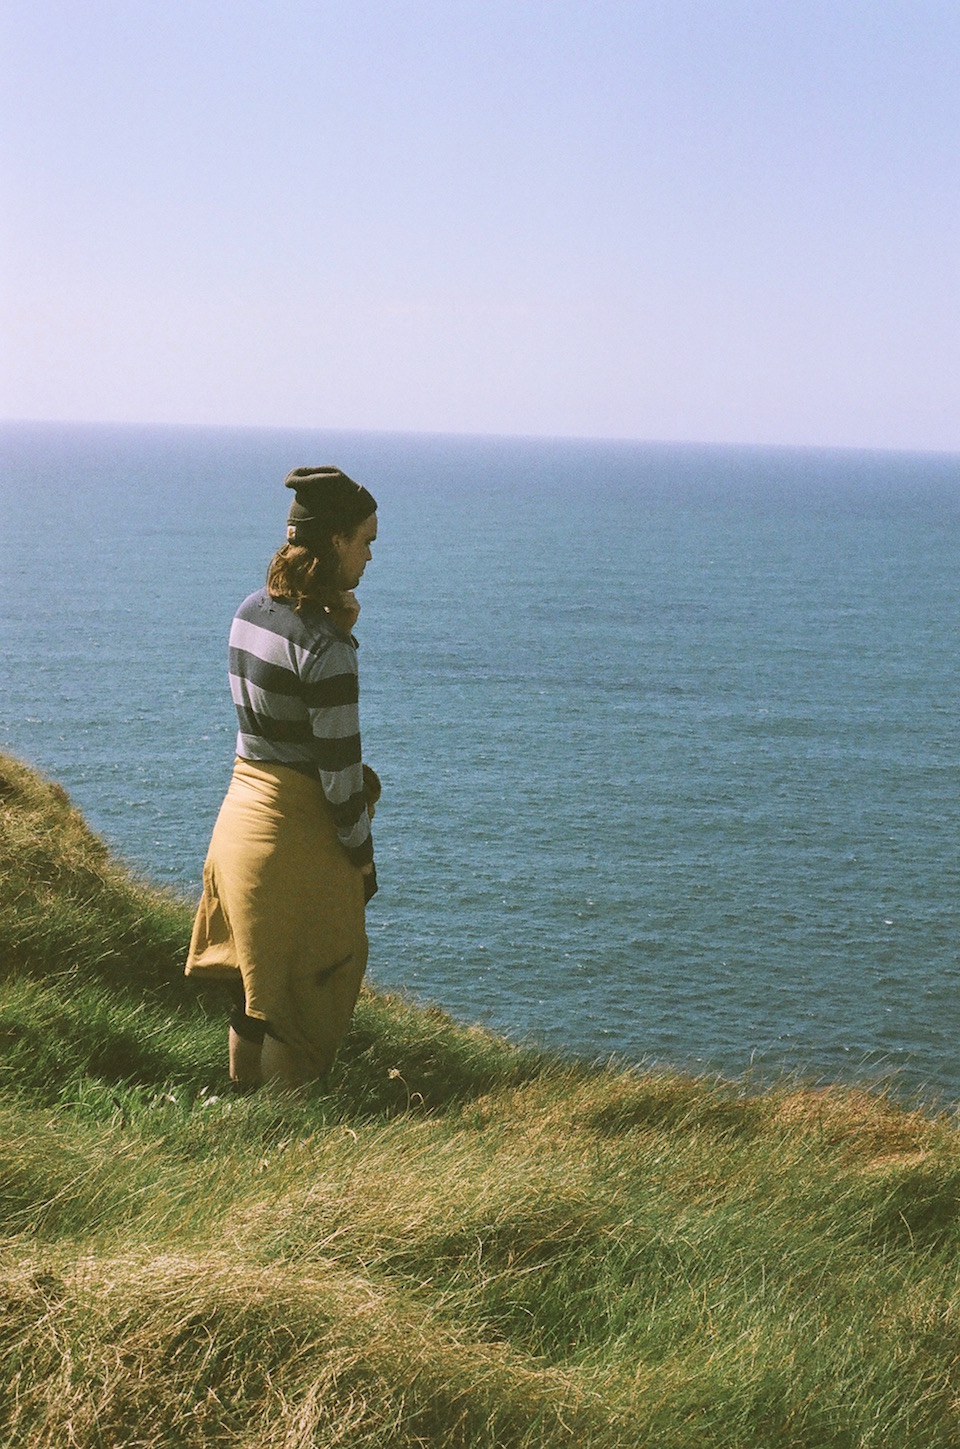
[3,749,960,1447]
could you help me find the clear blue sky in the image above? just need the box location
[2,1,958,449]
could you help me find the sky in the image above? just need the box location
[1,0,959,451]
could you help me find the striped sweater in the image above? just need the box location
[228,589,373,867]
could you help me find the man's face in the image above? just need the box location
[334,512,378,590]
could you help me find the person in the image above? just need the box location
[185,466,379,1090]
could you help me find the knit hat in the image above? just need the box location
[284,466,377,546]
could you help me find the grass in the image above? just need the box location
[3,748,960,1446]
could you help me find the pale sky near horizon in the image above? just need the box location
[2,1,959,451]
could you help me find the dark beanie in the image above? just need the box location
[284,466,377,546]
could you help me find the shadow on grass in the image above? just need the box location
[580,1072,765,1140]
[326,989,552,1118]
[855,1156,960,1252]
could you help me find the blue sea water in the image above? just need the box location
[2,421,959,1102]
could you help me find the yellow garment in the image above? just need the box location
[185,757,368,1078]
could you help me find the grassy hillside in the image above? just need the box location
[3,750,960,1447]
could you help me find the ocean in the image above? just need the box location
[2,420,959,1102]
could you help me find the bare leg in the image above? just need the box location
[260,1033,303,1091]
[228,1027,262,1087]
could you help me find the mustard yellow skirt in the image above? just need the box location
[185,758,368,1078]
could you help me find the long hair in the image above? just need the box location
[266,539,341,611]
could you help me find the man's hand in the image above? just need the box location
[328,591,360,634]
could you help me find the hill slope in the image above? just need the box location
[2,750,960,1448]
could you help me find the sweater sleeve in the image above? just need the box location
[301,635,373,867]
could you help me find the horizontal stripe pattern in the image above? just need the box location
[227,590,373,865]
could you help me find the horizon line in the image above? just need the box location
[2,414,960,463]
